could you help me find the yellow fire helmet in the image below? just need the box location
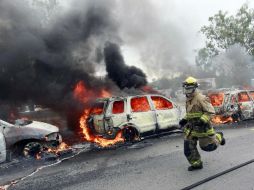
[182,76,198,95]
[183,76,198,86]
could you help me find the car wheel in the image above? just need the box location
[23,142,42,158]
[122,127,138,142]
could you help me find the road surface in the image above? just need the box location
[1,123,254,190]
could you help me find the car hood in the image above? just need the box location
[24,121,59,133]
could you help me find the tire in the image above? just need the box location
[122,127,138,142]
[23,142,42,158]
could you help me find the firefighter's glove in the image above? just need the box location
[179,118,188,128]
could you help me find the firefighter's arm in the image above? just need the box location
[199,96,215,123]
[179,106,188,128]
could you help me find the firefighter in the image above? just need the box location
[179,76,225,171]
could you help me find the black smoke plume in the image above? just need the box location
[0,0,149,135]
[104,42,147,89]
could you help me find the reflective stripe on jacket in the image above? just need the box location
[184,91,215,123]
[184,127,215,137]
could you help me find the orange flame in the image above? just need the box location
[36,153,42,160]
[46,142,70,154]
[208,93,224,107]
[35,142,70,160]
[141,85,160,94]
[79,109,124,147]
[211,115,233,124]
[74,81,124,147]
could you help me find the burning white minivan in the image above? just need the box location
[208,89,254,124]
[0,119,62,163]
[87,94,183,142]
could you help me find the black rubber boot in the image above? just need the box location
[217,132,226,145]
[188,163,203,171]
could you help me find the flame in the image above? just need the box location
[74,81,124,147]
[211,115,233,124]
[238,92,250,102]
[208,93,224,106]
[73,81,94,103]
[47,142,70,154]
[151,96,173,109]
[35,142,70,160]
[79,108,124,147]
[131,96,151,112]
[141,85,160,94]
[36,153,42,160]
[101,89,111,98]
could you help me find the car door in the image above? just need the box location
[150,95,179,130]
[1,120,23,148]
[90,101,107,134]
[105,99,127,131]
[0,126,7,163]
[128,96,157,133]
[237,91,254,119]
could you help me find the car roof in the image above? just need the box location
[96,94,168,102]
[208,89,250,95]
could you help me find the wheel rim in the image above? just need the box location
[122,127,137,142]
[23,142,42,158]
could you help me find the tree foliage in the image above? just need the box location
[196,4,254,86]
[201,4,254,57]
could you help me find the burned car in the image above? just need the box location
[88,94,183,142]
[208,89,254,123]
[0,119,62,163]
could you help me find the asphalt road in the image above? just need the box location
[1,123,254,190]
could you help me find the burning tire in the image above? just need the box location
[122,127,139,142]
[23,142,42,158]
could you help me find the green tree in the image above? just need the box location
[202,4,254,56]
[196,4,254,87]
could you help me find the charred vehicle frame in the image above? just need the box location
[0,119,62,163]
[208,89,254,122]
[88,94,183,142]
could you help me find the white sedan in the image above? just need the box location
[0,119,62,163]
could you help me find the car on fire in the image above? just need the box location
[208,89,254,123]
[0,119,62,163]
[87,94,184,142]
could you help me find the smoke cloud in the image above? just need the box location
[0,0,153,132]
[0,0,114,105]
[212,45,254,87]
[104,42,147,89]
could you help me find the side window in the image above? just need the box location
[131,97,151,112]
[151,96,173,110]
[208,93,224,106]
[90,102,104,115]
[112,101,124,114]
[249,91,254,100]
[238,92,250,102]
